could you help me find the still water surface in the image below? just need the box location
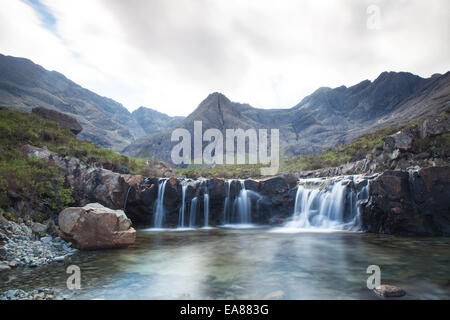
[1,228,449,299]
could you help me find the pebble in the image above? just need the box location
[40,237,53,244]
[2,234,77,268]
[0,265,11,272]
[0,287,72,300]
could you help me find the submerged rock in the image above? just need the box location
[58,203,136,249]
[373,285,406,298]
[263,290,285,300]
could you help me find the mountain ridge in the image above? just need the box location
[0,53,448,161]
[0,53,183,151]
[124,71,450,161]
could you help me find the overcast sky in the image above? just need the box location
[1,0,449,116]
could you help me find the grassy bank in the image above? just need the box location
[0,108,148,215]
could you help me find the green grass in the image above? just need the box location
[281,127,401,172]
[0,108,149,214]
[176,126,403,178]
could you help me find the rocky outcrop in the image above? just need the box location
[32,107,83,135]
[361,166,450,236]
[58,203,136,249]
[295,113,449,178]
[22,145,450,236]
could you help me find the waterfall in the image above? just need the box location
[226,180,261,226]
[235,180,251,224]
[154,179,167,228]
[189,197,198,228]
[223,180,231,224]
[203,193,209,228]
[178,185,187,228]
[285,177,368,231]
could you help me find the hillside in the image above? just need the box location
[0,54,182,151]
[0,108,150,220]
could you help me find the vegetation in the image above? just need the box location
[281,126,401,172]
[176,126,403,178]
[0,108,148,214]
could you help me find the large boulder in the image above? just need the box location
[32,107,83,135]
[58,203,136,249]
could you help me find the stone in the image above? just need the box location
[8,260,18,268]
[263,290,285,300]
[54,256,65,262]
[0,265,11,272]
[40,236,53,244]
[32,107,83,135]
[361,167,450,236]
[58,203,136,249]
[373,285,406,298]
[31,222,47,236]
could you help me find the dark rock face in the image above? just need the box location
[32,107,83,135]
[361,167,450,236]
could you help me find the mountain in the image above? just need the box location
[123,71,450,161]
[131,107,184,136]
[0,54,182,151]
[1,53,448,161]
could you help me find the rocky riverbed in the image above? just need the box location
[0,219,79,300]
[0,220,78,270]
[0,287,77,300]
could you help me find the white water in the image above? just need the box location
[282,177,368,232]
[153,179,167,228]
[235,180,251,224]
[189,197,198,228]
[203,193,210,228]
[222,180,262,226]
[178,185,187,228]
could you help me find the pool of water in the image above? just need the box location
[1,228,449,299]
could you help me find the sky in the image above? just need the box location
[0,0,449,116]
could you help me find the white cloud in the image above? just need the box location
[0,0,449,116]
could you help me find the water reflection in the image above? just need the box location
[1,229,449,299]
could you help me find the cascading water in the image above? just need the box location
[178,185,187,228]
[285,176,369,231]
[223,180,262,226]
[203,193,209,228]
[234,180,251,224]
[189,197,198,228]
[153,179,167,228]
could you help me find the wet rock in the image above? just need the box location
[40,236,52,244]
[0,265,11,272]
[263,290,285,300]
[31,223,47,237]
[361,166,450,236]
[373,285,406,298]
[59,203,136,249]
[0,287,70,300]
